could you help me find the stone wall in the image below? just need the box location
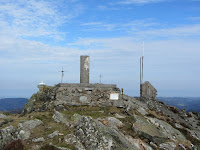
[53,83,124,107]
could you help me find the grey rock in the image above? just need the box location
[133,115,163,137]
[79,96,89,103]
[113,100,124,108]
[48,131,59,139]
[187,129,200,141]
[64,134,85,150]
[133,115,186,142]
[105,117,124,129]
[75,116,140,150]
[0,114,7,119]
[18,119,43,131]
[114,114,126,119]
[150,142,157,148]
[125,135,153,150]
[0,126,18,149]
[18,130,30,140]
[159,142,176,150]
[52,110,69,126]
[49,144,71,150]
[175,123,184,129]
[147,117,186,141]
[137,107,149,115]
[32,137,45,143]
[71,113,83,126]
[178,144,186,150]
[20,95,36,116]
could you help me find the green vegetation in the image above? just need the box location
[61,106,124,119]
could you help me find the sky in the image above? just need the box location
[0,0,200,98]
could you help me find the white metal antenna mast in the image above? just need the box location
[99,74,103,83]
[142,41,144,84]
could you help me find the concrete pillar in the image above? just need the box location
[80,55,89,83]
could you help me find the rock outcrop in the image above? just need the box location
[1,83,200,150]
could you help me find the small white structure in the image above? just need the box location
[39,81,45,85]
[38,81,45,90]
[110,93,119,100]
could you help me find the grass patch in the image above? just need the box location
[119,115,136,137]
[61,106,123,119]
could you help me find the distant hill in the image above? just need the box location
[0,98,28,111]
[158,97,200,114]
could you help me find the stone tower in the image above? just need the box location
[80,55,90,83]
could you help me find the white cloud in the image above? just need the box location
[0,0,83,40]
[118,0,166,4]
[80,19,200,39]
[81,22,117,31]
[136,24,200,38]
[186,17,200,21]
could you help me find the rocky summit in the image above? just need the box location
[0,84,200,150]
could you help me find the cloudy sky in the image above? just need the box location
[0,0,200,97]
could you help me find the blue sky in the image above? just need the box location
[0,0,200,97]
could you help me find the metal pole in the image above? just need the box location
[142,56,144,84]
[140,58,141,85]
[100,74,103,83]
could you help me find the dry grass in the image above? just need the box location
[61,106,124,119]
[147,110,168,121]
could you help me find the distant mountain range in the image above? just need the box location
[0,97,200,114]
[157,97,200,114]
[0,98,28,112]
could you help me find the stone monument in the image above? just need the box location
[80,55,90,83]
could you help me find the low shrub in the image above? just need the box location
[3,139,24,150]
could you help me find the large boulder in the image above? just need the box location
[147,117,186,141]
[18,119,43,140]
[75,116,140,150]
[18,119,43,131]
[133,115,186,142]
[132,115,162,137]
[98,117,124,129]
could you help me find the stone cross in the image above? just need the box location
[59,68,64,83]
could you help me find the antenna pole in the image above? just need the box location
[99,74,103,83]
[142,56,143,84]
[143,41,144,57]
[140,58,141,85]
[142,41,144,84]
